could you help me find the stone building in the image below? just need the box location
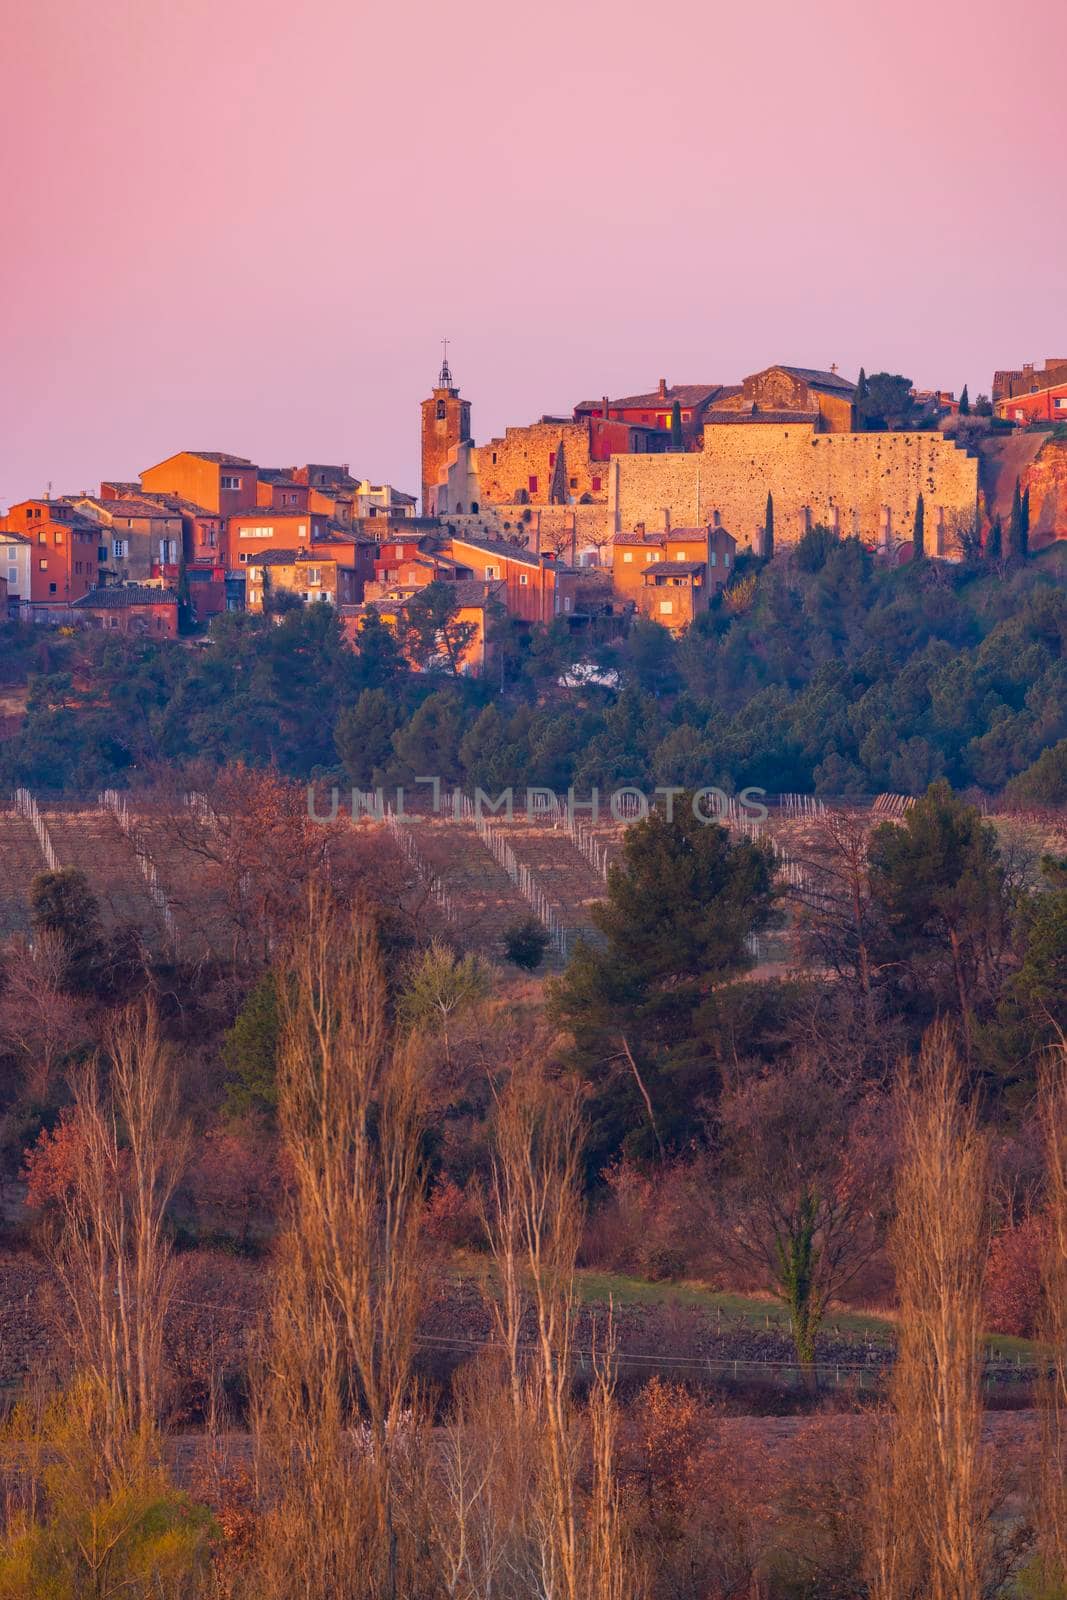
[993,358,1067,405]
[709,365,856,431]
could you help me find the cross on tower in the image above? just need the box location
[439,338,453,389]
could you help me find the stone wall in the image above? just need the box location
[476,421,608,506]
[611,422,979,551]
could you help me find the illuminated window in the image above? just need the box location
[659,600,673,614]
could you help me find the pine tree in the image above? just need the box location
[670,400,683,450]
[959,384,970,416]
[913,492,926,561]
[763,491,775,561]
[986,515,1002,563]
[854,367,868,431]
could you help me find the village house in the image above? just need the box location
[612,524,736,631]
[0,499,100,606]
[993,358,1067,405]
[141,450,259,515]
[996,379,1067,425]
[353,577,505,676]
[574,381,731,447]
[448,532,581,624]
[256,470,310,511]
[0,531,32,602]
[68,494,183,585]
[244,550,359,613]
[69,585,180,636]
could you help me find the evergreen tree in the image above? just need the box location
[986,514,1003,563]
[763,492,775,561]
[1021,485,1031,557]
[669,400,683,450]
[549,438,568,505]
[959,384,970,416]
[854,367,868,430]
[1009,476,1024,558]
[912,492,926,561]
[176,550,193,632]
[550,800,779,1163]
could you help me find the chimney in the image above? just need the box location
[602,394,610,419]
[658,378,667,401]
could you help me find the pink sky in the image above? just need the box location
[2,0,1065,507]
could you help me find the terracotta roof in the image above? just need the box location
[139,492,218,518]
[188,451,255,466]
[772,365,856,394]
[252,550,335,567]
[705,409,816,425]
[258,468,301,485]
[644,561,704,577]
[614,530,668,547]
[449,532,542,567]
[72,585,178,608]
[577,384,725,411]
[72,495,180,520]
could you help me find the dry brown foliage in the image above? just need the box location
[1038,1044,1067,1590]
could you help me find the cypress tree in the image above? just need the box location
[670,400,683,450]
[913,492,926,561]
[763,492,774,560]
[1021,486,1031,557]
[1009,476,1023,558]
[986,515,1002,563]
[854,367,868,431]
[959,384,970,416]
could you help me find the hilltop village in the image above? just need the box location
[2,355,1066,671]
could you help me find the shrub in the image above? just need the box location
[503,916,551,970]
[985,1211,1049,1337]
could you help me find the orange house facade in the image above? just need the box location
[613,524,736,631]
[996,382,1067,425]
[0,500,100,605]
[141,451,259,516]
[448,534,580,623]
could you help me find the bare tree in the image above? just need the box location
[713,1054,886,1382]
[1038,1044,1067,1590]
[865,1023,997,1600]
[248,883,429,1600]
[49,1001,187,1454]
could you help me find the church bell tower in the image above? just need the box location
[421,342,471,515]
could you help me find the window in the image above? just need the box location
[563,596,571,613]
[75,561,82,575]
[659,600,673,614]
[307,568,322,586]
[127,518,134,528]
[569,477,578,489]
[221,474,242,490]
[49,582,57,593]
[1056,397,1067,410]
[98,546,108,563]
[592,476,602,492]
[436,401,447,420]
[548,452,556,466]
[528,476,538,494]
[39,558,48,570]
[298,524,307,538]
[724,552,731,566]
[623,551,633,563]
[113,538,128,559]
[485,564,498,579]
[709,550,717,566]
[682,412,691,422]
[519,572,528,586]
[676,550,686,561]
[54,530,64,545]
[238,526,274,539]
